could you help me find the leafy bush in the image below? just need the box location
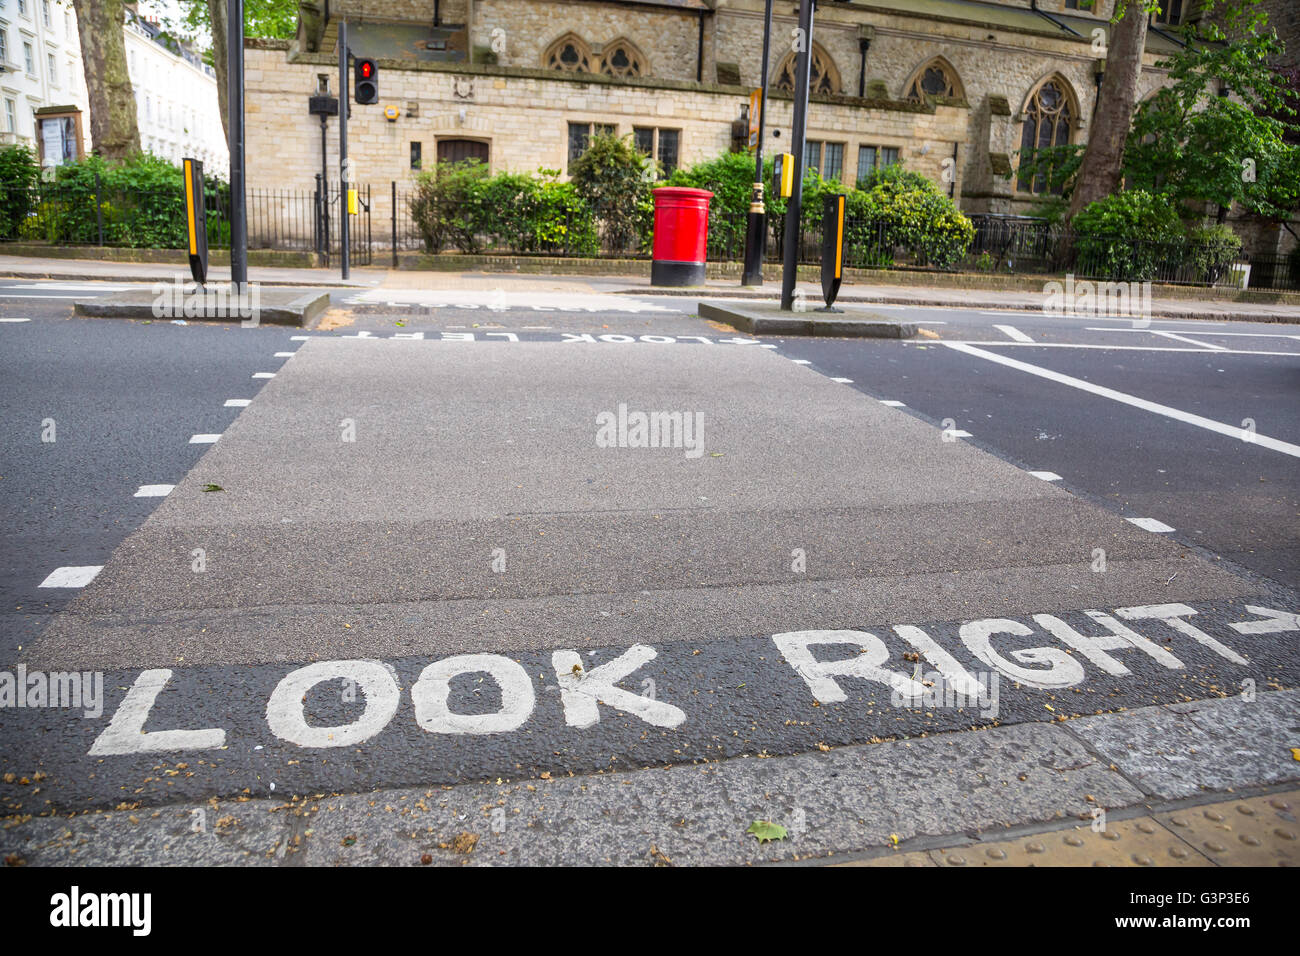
[568,133,654,252]
[0,144,39,240]
[409,159,491,254]
[852,168,974,269]
[1071,190,1186,281]
[1186,224,1243,284]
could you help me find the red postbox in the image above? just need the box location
[651,187,713,286]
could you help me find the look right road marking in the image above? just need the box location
[943,341,1300,459]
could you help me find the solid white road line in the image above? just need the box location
[0,293,83,299]
[39,566,103,588]
[1084,327,1299,338]
[880,400,906,407]
[994,324,1034,343]
[189,434,221,444]
[944,341,1300,458]
[252,372,275,378]
[224,399,251,407]
[1029,471,1062,481]
[1126,517,1176,533]
[1149,329,1227,350]
[133,484,175,498]
[946,340,1299,356]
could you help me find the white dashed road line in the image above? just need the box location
[944,428,973,439]
[1029,471,1062,481]
[1126,517,1176,533]
[994,324,1034,343]
[1148,329,1227,350]
[274,351,295,358]
[224,399,251,407]
[831,377,854,383]
[0,317,32,322]
[39,566,103,588]
[252,372,275,379]
[189,434,221,444]
[790,359,812,365]
[943,341,1300,459]
[879,399,906,407]
[133,484,175,498]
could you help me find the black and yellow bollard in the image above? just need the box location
[819,192,845,312]
[183,157,208,285]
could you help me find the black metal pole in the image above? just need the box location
[339,19,350,280]
[94,169,103,246]
[780,0,815,310]
[391,180,398,268]
[741,0,774,287]
[228,0,247,291]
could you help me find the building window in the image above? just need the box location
[567,121,615,168]
[546,33,592,73]
[804,140,844,180]
[47,52,55,86]
[1017,78,1075,194]
[23,41,33,75]
[904,58,962,102]
[0,30,7,65]
[633,127,680,176]
[1152,1,1183,26]
[17,0,27,16]
[774,43,840,96]
[600,39,646,78]
[40,0,48,27]
[410,141,422,170]
[4,98,16,134]
[436,138,489,165]
[857,145,900,184]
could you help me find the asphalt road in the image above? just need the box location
[1,278,1296,829]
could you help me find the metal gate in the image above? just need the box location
[314,177,372,267]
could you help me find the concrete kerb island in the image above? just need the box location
[73,284,332,328]
[699,299,919,338]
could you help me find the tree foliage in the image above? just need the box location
[568,133,655,252]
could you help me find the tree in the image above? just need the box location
[1125,0,1300,222]
[71,0,141,161]
[160,1,297,143]
[568,133,655,252]
[1066,1,1158,220]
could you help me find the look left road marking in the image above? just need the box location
[944,341,1300,459]
[89,669,226,755]
[38,566,102,588]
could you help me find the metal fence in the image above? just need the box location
[3,175,1297,291]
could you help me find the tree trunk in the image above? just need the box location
[1067,3,1149,219]
[72,0,140,161]
[208,0,230,146]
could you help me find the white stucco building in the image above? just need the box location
[0,0,91,163]
[125,9,228,178]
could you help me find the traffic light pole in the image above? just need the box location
[779,0,815,311]
[227,0,247,291]
[338,19,350,280]
[741,0,774,287]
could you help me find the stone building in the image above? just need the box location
[244,0,1294,245]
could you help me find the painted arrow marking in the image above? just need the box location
[1227,605,1300,635]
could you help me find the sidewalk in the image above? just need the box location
[5,253,1300,323]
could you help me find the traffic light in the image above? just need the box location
[354,58,378,105]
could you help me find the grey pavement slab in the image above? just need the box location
[73,286,331,326]
[8,689,1296,866]
[699,300,918,337]
[1067,689,1300,800]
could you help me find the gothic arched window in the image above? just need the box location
[1017,77,1076,194]
[773,44,840,96]
[545,34,593,73]
[904,58,962,102]
[600,39,646,78]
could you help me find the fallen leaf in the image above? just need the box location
[747,820,788,844]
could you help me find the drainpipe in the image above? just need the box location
[858,37,870,98]
[697,10,705,82]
